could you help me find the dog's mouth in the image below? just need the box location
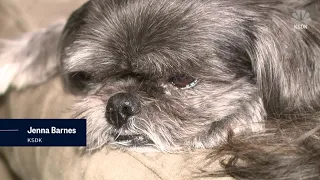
[113,134,154,146]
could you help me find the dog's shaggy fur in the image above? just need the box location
[1,0,320,179]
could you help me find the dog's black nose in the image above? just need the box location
[106,93,141,128]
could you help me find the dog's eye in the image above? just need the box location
[68,71,92,88]
[169,74,198,89]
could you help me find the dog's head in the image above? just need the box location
[58,0,320,151]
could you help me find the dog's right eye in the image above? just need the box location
[169,74,198,89]
[68,71,92,89]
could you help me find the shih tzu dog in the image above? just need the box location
[1,0,320,179]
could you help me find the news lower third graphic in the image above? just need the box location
[0,119,86,146]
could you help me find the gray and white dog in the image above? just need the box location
[1,0,320,179]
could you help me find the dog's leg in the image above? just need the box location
[0,21,65,95]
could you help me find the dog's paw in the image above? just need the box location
[0,21,65,95]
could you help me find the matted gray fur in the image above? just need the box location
[1,0,320,179]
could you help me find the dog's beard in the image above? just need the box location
[73,97,159,150]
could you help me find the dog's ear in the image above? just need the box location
[0,21,65,95]
[249,7,320,112]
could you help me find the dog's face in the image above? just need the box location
[58,0,319,152]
